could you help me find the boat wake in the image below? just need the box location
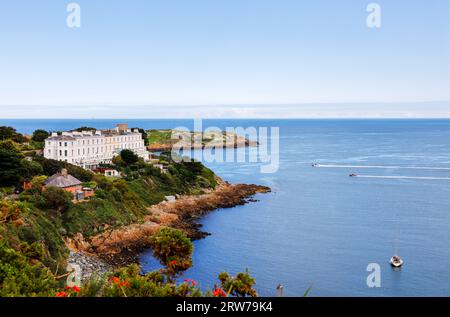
[313,164,450,170]
[354,175,450,180]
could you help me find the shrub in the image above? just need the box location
[21,159,44,181]
[148,227,193,279]
[31,130,49,143]
[0,240,59,296]
[120,149,139,166]
[0,147,24,187]
[218,270,258,297]
[40,187,73,214]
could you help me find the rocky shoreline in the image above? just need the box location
[67,180,270,268]
[68,251,113,282]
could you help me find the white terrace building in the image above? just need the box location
[44,124,149,169]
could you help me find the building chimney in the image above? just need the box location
[51,132,58,137]
[61,169,68,177]
[116,123,129,132]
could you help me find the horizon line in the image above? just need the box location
[4,117,450,120]
[1,100,450,108]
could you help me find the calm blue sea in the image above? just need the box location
[5,119,450,296]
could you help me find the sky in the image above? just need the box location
[0,0,449,118]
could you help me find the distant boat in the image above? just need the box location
[312,163,319,167]
[349,173,357,177]
[390,255,404,268]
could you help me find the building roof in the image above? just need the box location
[44,169,82,188]
[46,124,142,141]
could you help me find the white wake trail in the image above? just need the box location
[354,175,450,180]
[314,164,450,171]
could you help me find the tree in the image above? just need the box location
[0,126,17,141]
[32,129,50,142]
[120,149,139,166]
[148,227,193,279]
[0,148,24,187]
[33,157,93,182]
[112,155,125,167]
[73,126,96,132]
[0,140,21,152]
[0,126,26,143]
[30,175,48,190]
[21,159,44,181]
[41,186,73,214]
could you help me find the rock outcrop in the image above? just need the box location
[85,181,270,266]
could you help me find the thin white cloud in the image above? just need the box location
[1,102,450,119]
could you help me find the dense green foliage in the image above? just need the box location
[39,187,73,215]
[0,240,60,297]
[218,270,258,297]
[0,126,240,297]
[119,149,139,166]
[149,227,193,279]
[0,126,27,143]
[0,147,24,187]
[31,130,49,143]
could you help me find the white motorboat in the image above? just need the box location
[390,255,403,268]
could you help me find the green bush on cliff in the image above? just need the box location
[149,228,193,280]
[0,240,59,297]
[218,270,258,297]
[39,186,73,215]
[1,199,68,269]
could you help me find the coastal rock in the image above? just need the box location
[67,251,113,282]
[88,181,270,266]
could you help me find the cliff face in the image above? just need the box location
[82,181,270,266]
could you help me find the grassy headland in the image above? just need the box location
[146,129,258,152]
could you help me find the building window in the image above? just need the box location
[65,150,68,156]
[64,142,67,146]
[59,150,62,156]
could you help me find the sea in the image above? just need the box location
[5,119,450,296]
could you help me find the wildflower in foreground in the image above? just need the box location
[212,287,227,297]
[55,291,68,297]
[184,278,197,287]
[118,280,130,287]
[72,286,81,293]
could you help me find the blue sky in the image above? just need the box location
[0,0,449,118]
